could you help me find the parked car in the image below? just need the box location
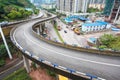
[64,30,67,33]
[71,27,75,31]
[57,26,62,31]
[74,28,80,35]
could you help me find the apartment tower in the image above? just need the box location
[57,0,89,13]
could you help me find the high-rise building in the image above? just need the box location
[104,0,120,20]
[30,0,42,5]
[30,0,34,3]
[88,0,105,10]
[110,0,120,20]
[103,0,114,16]
[57,0,89,13]
[42,0,55,4]
[89,0,105,4]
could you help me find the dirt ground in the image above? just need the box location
[29,68,56,80]
[5,54,18,64]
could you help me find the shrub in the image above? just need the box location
[0,58,5,67]
[46,69,56,77]
[0,44,7,58]
[31,62,37,70]
[99,45,107,49]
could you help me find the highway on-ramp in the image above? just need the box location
[11,15,120,80]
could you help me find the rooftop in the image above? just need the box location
[82,21,108,26]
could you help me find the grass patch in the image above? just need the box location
[53,23,64,43]
[0,58,5,67]
[3,68,32,80]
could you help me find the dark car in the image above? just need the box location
[64,30,67,33]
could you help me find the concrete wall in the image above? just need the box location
[33,24,120,56]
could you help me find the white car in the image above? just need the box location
[0,21,8,26]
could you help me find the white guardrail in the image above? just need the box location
[10,35,105,80]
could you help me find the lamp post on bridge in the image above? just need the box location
[0,24,12,60]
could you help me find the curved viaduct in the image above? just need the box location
[10,13,120,80]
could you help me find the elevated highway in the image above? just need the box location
[10,13,120,80]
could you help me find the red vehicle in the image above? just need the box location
[57,26,62,31]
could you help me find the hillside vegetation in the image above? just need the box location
[0,0,39,21]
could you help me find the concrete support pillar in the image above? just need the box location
[35,64,39,68]
[45,22,47,28]
[41,23,45,35]
[39,24,42,34]
[23,55,30,73]
[36,27,40,35]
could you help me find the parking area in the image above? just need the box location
[55,18,120,47]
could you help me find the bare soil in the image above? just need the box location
[29,68,56,80]
[5,54,18,64]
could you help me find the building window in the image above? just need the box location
[64,0,65,11]
[70,0,73,12]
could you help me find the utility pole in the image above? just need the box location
[114,6,120,23]
[0,24,12,59]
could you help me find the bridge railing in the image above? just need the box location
[10,27,105,80]
[32,24,120,57]
[9,13,106,80]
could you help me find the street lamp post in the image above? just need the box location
[0,24,12,59]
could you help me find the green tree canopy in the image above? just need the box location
[0,0,35,21]
[0,44,7,58]
[100,34,117,47]
[110,37,120,50]
[99,34,120,50]
[7,10,22,19]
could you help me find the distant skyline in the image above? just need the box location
[88,0,105,4]
[30,0,56,4]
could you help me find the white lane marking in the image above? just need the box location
[22,28,120,68]
[13,27,107,80]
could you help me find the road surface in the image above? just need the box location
[11,15,120,80]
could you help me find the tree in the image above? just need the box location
[110,37,120,50]
[0,0,34,20]
[7,10,22,19]
[34,9,39,14]
[99,34,117,47]
[3,5,17,14]
[0,44,7,58]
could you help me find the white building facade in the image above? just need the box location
[82,21,111,32]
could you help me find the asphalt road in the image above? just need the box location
[0,61,23,80]
[11,16,120,80]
